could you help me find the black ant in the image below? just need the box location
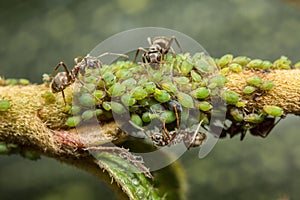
[129,105,207,149]
[133,36,182,70]
[50,53,128,104]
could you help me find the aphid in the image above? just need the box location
[50,53,128,104]
[133,36,182,69]
[263,105,284,117]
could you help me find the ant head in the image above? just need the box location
[74,56,84,65]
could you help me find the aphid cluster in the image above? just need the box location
[49,37,292,146]
[49,36,220,148]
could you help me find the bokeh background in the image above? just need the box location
[1,0,300,199]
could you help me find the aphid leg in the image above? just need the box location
[134,47,148,63]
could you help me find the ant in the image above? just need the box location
[129,105,207,149]
[50,53,128,104]
[133,36,183,70]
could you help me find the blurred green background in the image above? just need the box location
[1,0,300,199]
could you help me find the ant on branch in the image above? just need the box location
[50,53,128,104]
[130,104,207,149]
[133,36,183,70]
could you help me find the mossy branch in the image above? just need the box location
[1,55,300,199]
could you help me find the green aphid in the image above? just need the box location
[178,92,194,108]
[207,82,217,89]
[70,105,81,115]
[294,62,300,69]
[244,113,264,124]
[122,78,137,90]
[102,71,116,86]
[41,91,56,104]
[93,90,106,99]
[81,110,95,121]
[199,112,209,125]
[131,114,143,127]
[161,110,176,124]
[153,89,171,103]
[160,81,178,94]
[190,87,210,99]
[142,112,151,123]
[263,105,283,117]
[209,75,227,87]
[109,82,126,97]
[137,97,155,107]
[217,54,233,68]
[79,93,96,107]
[221,90,240,105]
[115,69,131,79]
[0,142,9,154]
[131,86,148,100]
[144,82,156,94]
[246,76,263,87]
[247,59,263,69]
[19,78,30,85]
[102,101,112,111]
[243,86,256,94]
[111,101,127,115]
[230,108,243,122]
[229,63,243,72]
[198,101,212,112]
[62,105,72,113]
[180,60,194,76]
[21,150,40,160]
[236,101,246,107]
[220,67,230,75]
[261,61,273,70]
[0,99,11,112]
[260,81,275,91]
[191,70,202,82]
[5,78,18,85]
[273,56,291,69]
[66,116,81,127]
[194,59,211,73]
[84,75,98,84]
[84,83,96,92]
[232,56,251,66]
[174,77,190,85]
[121,94,136,106]
[95,109,104,116]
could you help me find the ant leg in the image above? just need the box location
[167,36,183,53]
[147,37,153,46]
[134,47,148,63]
[61,90,67,105]
[173,105,180,132]
[50,62,72,83]
[162,121,171,141]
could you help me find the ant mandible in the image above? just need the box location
[133,36,183,70]
[50,53,128,104]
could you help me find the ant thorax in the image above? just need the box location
[76,55,102,75]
